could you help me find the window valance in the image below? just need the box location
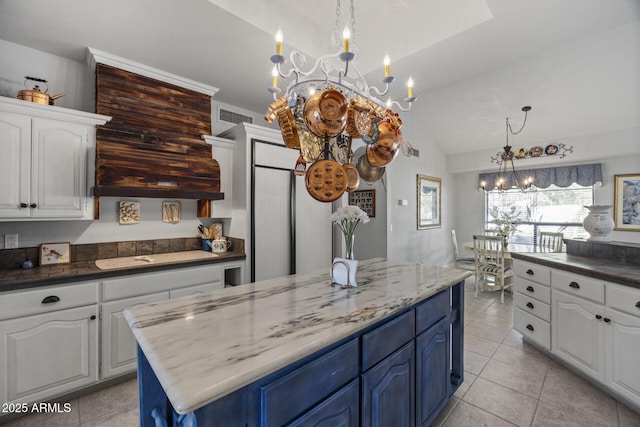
[479,163,602,190]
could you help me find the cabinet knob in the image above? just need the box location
[604,318,611,323]
[526,269,534,275]
[41,295,60,304]
[526,324,534,331]
[526,286,534,293]
[20,202,28,208]
[30,203,37,209]
[635,302,640,308]
[569,281,580,289]
[90,315,96,320]
[595,314,602,320]
[526,302,535,309]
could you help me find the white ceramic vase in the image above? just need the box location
[583,205,614,241]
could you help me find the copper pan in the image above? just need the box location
[365,120,402,167]
[342,136,359,192]
[303,87,348,138]
[356,153,385,183]
[305,159,347,202]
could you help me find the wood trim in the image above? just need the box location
[92,186,223,200]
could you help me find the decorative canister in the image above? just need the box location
[583,205,615,241]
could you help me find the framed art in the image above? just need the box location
[349,189,376,217]
[614,173,640,231]
[40,242,71,265]
[417,174,441,229]
[119,201,140,224]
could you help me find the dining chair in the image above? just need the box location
[473,235,513,303]
[451,230,475,271]
[483,228,500,236]
[539,231,564,252]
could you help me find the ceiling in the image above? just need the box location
[0,0,639,155]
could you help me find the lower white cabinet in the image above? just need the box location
[0,304,99,405]
[551,289,604,381]
[101,292,169,379]
[604,307,640,404]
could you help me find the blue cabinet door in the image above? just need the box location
[416,316,450,427]
[288,379,359,427]
[361,341,415,427]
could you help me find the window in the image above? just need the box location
[486,183,593,245]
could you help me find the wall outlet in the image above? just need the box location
[4,234,18,249]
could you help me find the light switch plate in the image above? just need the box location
[4,234,18,249]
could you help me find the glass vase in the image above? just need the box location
[344,232,355,260]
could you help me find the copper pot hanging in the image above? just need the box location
[17,77,64,105]
[303,87,348,138]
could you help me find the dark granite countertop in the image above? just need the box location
[510,252,640,289]
[0,251,246,293]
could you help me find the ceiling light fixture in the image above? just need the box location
[481,106,534,192]
[267,0,416,112]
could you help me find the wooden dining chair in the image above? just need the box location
[483,228,500,236]
[539,231,564,252]
[451,230,475,271]
[473,235,513,303]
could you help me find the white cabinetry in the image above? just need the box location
[514,259,640,410]
[203,135,234,218]
[0,282,99,405]
[0,97,110,220]
[512,260,551,350]
[100,264,225,378]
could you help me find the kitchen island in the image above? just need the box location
[125,258,471,427]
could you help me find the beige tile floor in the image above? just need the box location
[3,277,640,426]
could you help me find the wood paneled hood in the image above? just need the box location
[92,62,222,208]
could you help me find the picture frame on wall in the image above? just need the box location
[40,242,71,265]
[614,173,640,231]
[417,174,441,229]
[349,189,376,217]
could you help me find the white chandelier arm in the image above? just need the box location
[387,99,417,113]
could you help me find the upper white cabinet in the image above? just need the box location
[0,97,110,220]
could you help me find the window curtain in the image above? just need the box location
[479,163,602,190]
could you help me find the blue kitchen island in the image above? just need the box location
[125,259,470,427]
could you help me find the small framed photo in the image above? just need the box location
[119,201,140,224]
[349,189,376,217]
[614,173,640,231]
[40,242,71,265]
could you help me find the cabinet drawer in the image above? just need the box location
[514,291,550,322]
[553,270,604,304]
[513,260,551,286]
[362,310,415,371]
[0,282,99,321]
[102,264,221,301]
[513,277,550,304]
[261,339,358,427]
[169,282,223,299]
[416,288,450,335]
[514,307,550,350]
[607,283,640,318]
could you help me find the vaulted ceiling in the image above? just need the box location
[1,0,638,154]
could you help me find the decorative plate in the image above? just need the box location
[529,146,544,157]
[544,144,559,155]
[514,148,528,159]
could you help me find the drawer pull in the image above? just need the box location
[526,302,534,309]
[526,324,534,331]
[604,318,611,323]
[20,202,28,208]
[526,269,534,275]
[569,281,580,289]
[636,302,640,308]
[30,203,37,209]
[595,315,602,320]
[526,286,534,293]
[41,295,60,304]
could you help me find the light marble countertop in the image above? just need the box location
[124,258,472,414]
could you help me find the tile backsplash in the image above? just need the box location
[0,237,244,270]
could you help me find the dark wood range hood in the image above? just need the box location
[92,63,222,216]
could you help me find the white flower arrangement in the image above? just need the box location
[330,205,370,260]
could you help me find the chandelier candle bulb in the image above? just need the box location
[384,54,391,77]
[343,25,350,52]
[407,76,414,98]
[275,28,283,55]
[271,66,278,88]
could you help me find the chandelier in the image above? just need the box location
[480,106,534,192]
[264,0,416,203]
